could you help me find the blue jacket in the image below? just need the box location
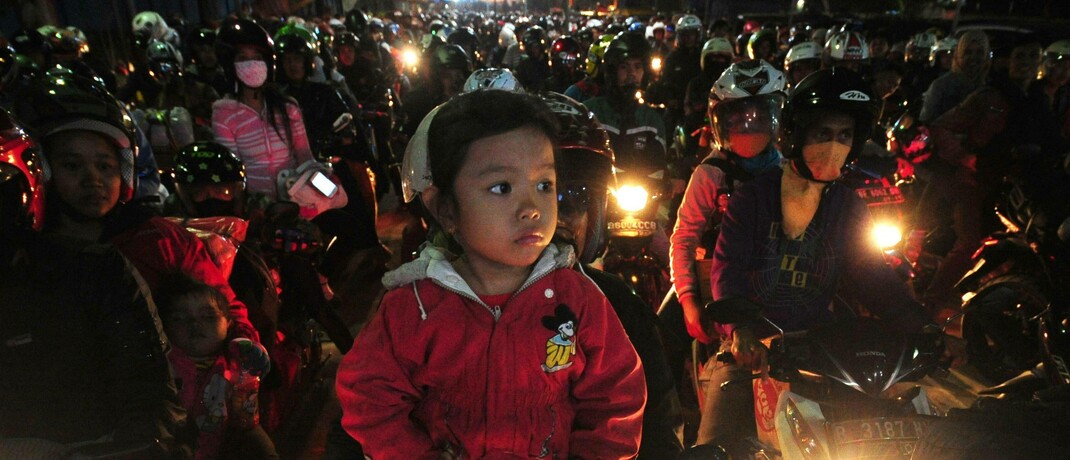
[710,167,927,337]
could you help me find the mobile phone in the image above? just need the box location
[310,171,338,198]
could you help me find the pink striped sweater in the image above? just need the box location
[212,97,313,199]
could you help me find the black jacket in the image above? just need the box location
[0,235,187,456]
[581,265,684,458]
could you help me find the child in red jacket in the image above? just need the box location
[336,89,646,459]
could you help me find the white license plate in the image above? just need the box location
[832,417,929,458]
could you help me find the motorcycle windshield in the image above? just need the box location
[780,318,939,397]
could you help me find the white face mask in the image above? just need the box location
[235,60,268,88]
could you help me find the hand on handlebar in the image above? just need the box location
[730,327,768,373]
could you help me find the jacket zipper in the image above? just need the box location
[434,261,558,322]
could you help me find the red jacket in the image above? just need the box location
[336,244,646,459]
[111,216,257,341]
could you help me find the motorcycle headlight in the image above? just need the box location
[651,56,663,72]
[872,222,903,249]
[402,48,420,69]
[614,184,648,213]
[785,400,824,458]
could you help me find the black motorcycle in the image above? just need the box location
[602,165,672,311]
[954,155,1070,387]
[691,298,946,460]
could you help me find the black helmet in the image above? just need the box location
[537,92,615,264]
[550,36,582,70]
[345,9,369,36]
[602,31,651,68]
[187,28,216,49]
[276,29,317,58]
[521,26,548,54]
[429,44,473,77]
[145,39,183,80]
[0,109,46,237]
[0,43,18,89]
[11,29,52,56]
[447,27,480,59]
[216,18,275,92]
[335,31,359,51]
[779,67,877,181]
[577,27,594,43]
[173,141,246,216]
[174,141,245,185]
[276,32,317,76]
[12,74,138,203]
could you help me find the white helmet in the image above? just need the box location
[463,68,524,93]
[676,14,701,32]
[646,22,666,40]
[676,15,702,32]
[499,26,517,48]
[710,59,786,101]
[700,37,735,71]
[401,105,443,203]
[785,41,822,68]
[132,11,169,41]
[906,32,937,62]
[708,60,786,157]
[930,37,958,61]
[825,31,869,61]
[586,18,604,29]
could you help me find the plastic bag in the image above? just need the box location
[166,216,249,278]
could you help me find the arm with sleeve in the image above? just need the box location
[568,284,647,458]
[671,164,726,303]
[286,102,315,165]
[335,289,439,459]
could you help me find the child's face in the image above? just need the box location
[448,127,557,271]
[44,130,122,219]
[163,295,230,359]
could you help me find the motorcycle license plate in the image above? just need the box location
[832,417,929,458]
[606,217,658,237]
[856,185,905,207]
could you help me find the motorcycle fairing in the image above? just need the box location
[774,319,939,397]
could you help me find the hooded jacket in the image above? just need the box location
[336,244,646,459]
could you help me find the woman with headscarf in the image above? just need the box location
[919,30,991,123]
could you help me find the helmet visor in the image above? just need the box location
[711,93,784,154]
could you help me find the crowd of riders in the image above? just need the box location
[2,4,1070,459]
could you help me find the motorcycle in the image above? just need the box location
[953,154,1070,387]
[842,155,916,281]
[602,165,672,312]
[694,297,946,459]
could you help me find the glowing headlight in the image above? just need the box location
[873,222,903,249]
[651,56,662,72]
[402,48,420,69]
[615,185,649,213]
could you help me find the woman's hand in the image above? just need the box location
[730,327,767,372]
[681,294,716,344]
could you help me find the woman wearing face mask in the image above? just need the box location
[695,68,930,456]
[212,18,313,201]
[660,60,786,378]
